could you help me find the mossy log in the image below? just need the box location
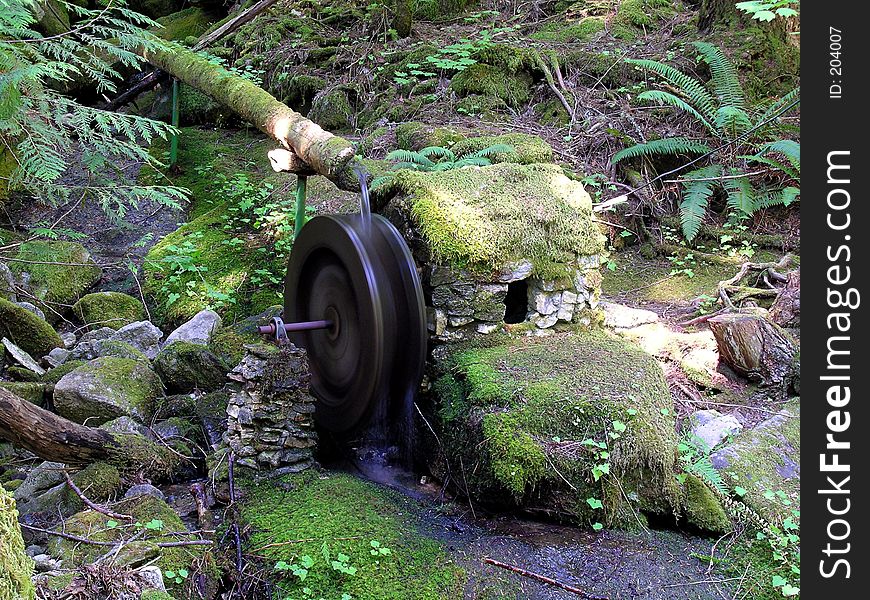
[136,42,356,181]
[0,387,179,479]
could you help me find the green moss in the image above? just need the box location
[208,327,257,369]
[682,474,731,533]
[612,0,676,40]
[240,471,466,599]
[281,75,327,114]
[414,0,473,20]
[6,366,41,382]
[452,133,554,164]
[48,494,205,594]
[723,26,800,100]
[72,292,146,330]
[68,462,122,508]
[433,330,680,526]
[454,94,509,120]
[450,64,532,108]
[530,17,606,42]
[98,340,150,362]
[308,89,353,132]
[385,163,603,278]
[395,123,467,151]
[0,382,46,406]
[534,99,571,126]
[0,297,63,357]
[0,485,35,600]
[41,360,87,384]
[140,591,175,600]
[154,8,215,42]
[3,240,101,314]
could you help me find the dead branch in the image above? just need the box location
[483,558,607,599]
[64,471,133,521]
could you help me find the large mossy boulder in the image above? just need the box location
[53,357,163,425]
[153,7,215,41]
[451,133,554,165]
[13,461,121,520]
[241,471,466,599]
[1,484,35,600]
[0,382,47,407]
[429,330,682,527]
[382,163,603,278]
[153,341,228,393]
[4,240,101,317]
[711,400,800,526]
[72,292,146,330]
[449,63,533,108]
[0,297,63,357]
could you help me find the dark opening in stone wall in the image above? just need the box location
[503,279,529,324]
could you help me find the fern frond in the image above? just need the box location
[679,165,722,241]
[754,87,800,130]
[713,106,752,138]
[385,149,435,169]
[692,41,745,109]
[754,186,800,209]
[467,143,515,158]
[370,175,394,189]
[612,137,711,164]
[724,173,757,217]
[453,157,491,168]
[756,139,800,173]
[419,146,456,161]
[625,57,717,121]
[636,90,715,133]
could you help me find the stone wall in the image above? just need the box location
[224,344,317,473]
[426,255,602,342]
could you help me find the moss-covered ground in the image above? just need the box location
[240,471,466,599]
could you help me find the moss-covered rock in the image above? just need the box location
[13,461,121,519]
[48,494,205,595]
[40,360,87,384]
[5,366,41,382]
[154,7,214,41]
[452,133,554,164]
[4,240,101,317]
[0,484,35,600]
[454,94,510,120]
[395,122,467,151]
[682,474,731,533]
[711,400,799,525]
[0,297,64,357]
[611,0,676,40]
[383,162,603,278]
[72,292,146,331]
[97,340,150,362]
[140,591,175,600]
[154,341,228,393]
[241,471,466,599]
[53,357,163,425]
[449,63,533,108]
[530,17,606,42]
[281,75,327,114]
[429,330,680,528]
[308,88,353,131]
[0,382,47,406]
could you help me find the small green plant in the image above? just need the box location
[163,568,189,585]
[735,1,799,22]
[613,42,800,240]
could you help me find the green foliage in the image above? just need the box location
[615,42,800,240]
[0,0,188,216]
[736,1,799,22]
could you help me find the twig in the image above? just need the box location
[483,558,606,599]
[64,471,133,521]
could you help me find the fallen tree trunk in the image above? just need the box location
[708,312,797,387]
[0,388,179,479]
[135,41,356,181]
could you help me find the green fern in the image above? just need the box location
[693,41,745,109]
[372,142,516,189]
[612,138,711,164]
[724,173,757,217]
[625,56,718,123]
[679,165,722,240]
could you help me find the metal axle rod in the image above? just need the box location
[257,319,333,336]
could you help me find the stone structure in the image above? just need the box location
[425,256,602,342]
[224,344,317,472]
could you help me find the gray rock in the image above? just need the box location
[45,347,70,368]
[0,262,16,301]
[535,313,559,328]
[110,321,163,359]
[496,260,533,283]
[531,290,561,316]
[33,554,61,573]
[476,322,501,334]
[16,301,45,321]
[136,565,166,592]
[26,545,45,558]
[125,484,166,502]
[164,309,222,347]
[53,357,163,425]
[2,337,45,375]
[602,302,659,329]
[711,400,800,524]
[100,416,150,437]
[687,410,742,451]
[61,332,77,349]
[448,315,474,327]
[69,327,116,360]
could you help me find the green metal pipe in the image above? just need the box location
[169,78,180,168]
[294,175,308,238]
